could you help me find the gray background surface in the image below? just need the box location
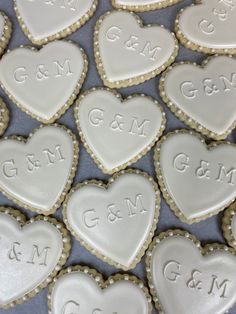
[0,0,235,313]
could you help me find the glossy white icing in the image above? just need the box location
[15,0,96,41]
[65,172,157,269]
[77,89,165,173]
[163,56,236,137]
[158,131,236,221]
[0,213,63,306]
[96,10,176,86]
[178,0,236,50]
[150,235,236,314]
[0,125,75,213]
[51,271,149,314]
[0,41,86,122]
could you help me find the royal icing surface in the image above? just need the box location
[75,88,165,173]
[63,170,160,270]
[14,0,98,44]
[155,130,236,223]
[161,56,236,139]
[176,0,236,53]
[49,266,152,314]
[0,125,78,215]
[147,231,236,314]
[0,207,70,308]
[0,41,87,123]
[94,10,178,88]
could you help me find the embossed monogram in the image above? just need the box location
[163,260,230,298]
[33,0,80,11]
[1,145,65,179]
[13,59,73,83]
[106,26,161,61]
[63,171,158,269]
[199,0,235,34]
[147,233,236,314]
[180,73,236,99]
[88,107,150,138]
[82,194,148,228]
[173,153,236,185]
[8,242,50,266]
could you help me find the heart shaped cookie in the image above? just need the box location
[154,130,236,224]
[0,206,70,309]
[0,41,87,123]
[175,0,236,54]
[0,98,9,136]
[63,169,160,270]
[0,124,78,215]
[146,229,236,314]
[0,11,12,56]
[75,88,166,174]
[94,10,178,88]
[223,202,236,251]
[160,56,236,140]
[14,0,98,45]
[111,0,182,11]
[48,265,152,314]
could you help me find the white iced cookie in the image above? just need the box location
[0,207,70,309]
[75,88,166,174]
[176,0,236,54]
[154,130,236,224]
[0,11,12,57]
[111,0,182,11]
[160,56,236,140]
[63,170,160,270]
[94,10,178,88]
[146,229,236,314]
[14,0,98,45]
[0,124,78,215]
[48,266,152,314]
[0,98,9,136]
[223,202,236,251]
[0,41,87,123]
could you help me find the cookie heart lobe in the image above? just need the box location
[0,125,78,215]
[49,266,152,314]
[63,170,160,270]
[0,207,70,308]
[95,10,178,88]
[75,88,165,173]
[161,56,236,139]
[176,0,236,54]
[14,0,98,44]
[155,130,236,223]
[147,230,236,314]
[0,41,87,123]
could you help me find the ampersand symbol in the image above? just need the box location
[203,79,219,96]
[8,242,22,262]
[35,64,49,81]
[213,8,228,21]
[125,35,139,51]
[107,204,122,223]
[195,160,210,179]
[26,154,41,172]
[186,270,202,290]
[110,114,124,132]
